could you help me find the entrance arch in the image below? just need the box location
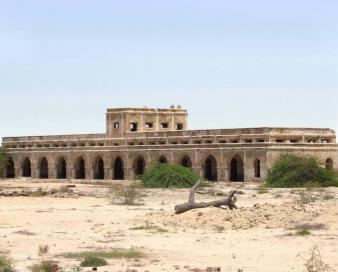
[56,157,67,179]
[326,158,333,170]
[113,157,124,180]
[6,157,15,178]
[181,155,192,168]
[134,156,145,177]
[254,159,261,178]
[39,157,49,179]
[92,156,104,180]
[230,155,244,182]
[75,157,85,179]
[159,155,168,164]
[22,158,31,177]
[204,155,217,181]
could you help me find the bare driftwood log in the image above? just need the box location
[175,181,238,214]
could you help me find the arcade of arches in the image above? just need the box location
[3,154,334,183]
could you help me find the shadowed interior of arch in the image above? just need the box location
[22,158,31,177]
[57,157,67,179]
[159,155,168,164]
[326,158,333,170]
[181,155,192,168]
[93,157,104,180]
[113,157,124,180]
[135,156,145,176]
[254,159,261,178]
[6,157,15,178]
[39,157,49,179]
[230,155,244,182]
[204,155,217,181]
[75,157,85,179]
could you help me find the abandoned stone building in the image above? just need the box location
[1,106,337,182]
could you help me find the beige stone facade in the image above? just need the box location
[2,106,337,182]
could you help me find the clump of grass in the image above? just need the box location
[0,255,15,272]
[30,261,58,272]
[304,246,335,272]
[80,256,107,268]
[266,154,338,188]
[38,245,49,256]
[110,182,143,205]
[257,186,269,194]
[295,223,325,231]
[130,222,168,233]
[140,163,199,188]
[59,249,145,260]
[296,191,318,205]
[296,229,311,236]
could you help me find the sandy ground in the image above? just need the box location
[0,179,338,272]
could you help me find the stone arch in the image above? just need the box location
[92,156,104,180]
[326,158,333,170]
[39,157,49,179]
[6,157,15,178]
[22,157,31,177]
[230,154,244,182]
[181,155,192,168]
[254,158,261,178]
[204,155,217,181]
[113,156,124,180]
[134,155,146,177]
[159,155,168,164]
[74,157,85,179]
[56,157,67,179]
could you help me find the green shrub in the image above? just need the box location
[140,163,199,188]
[80,256,107,267]
[266,155,338,188]
[0,255,15,272]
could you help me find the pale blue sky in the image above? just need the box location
[0,0,337,140]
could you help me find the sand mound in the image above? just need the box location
[146,202,330,230]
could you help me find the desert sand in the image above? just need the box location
[0,179,337,272]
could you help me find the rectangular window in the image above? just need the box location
[145,122,153,129]
[113,122,119,129]
[176,123,183,130]
[161,123,169,129]
[130,122,138,132]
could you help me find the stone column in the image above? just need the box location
[104,167,112,180]
[15,166,21,178]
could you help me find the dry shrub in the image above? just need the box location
[110,182,144,205]
[38,245,49,256]
[304,246,335,272]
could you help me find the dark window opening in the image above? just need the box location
[130,122,138,132]
[93,157,104,180]
[135,157,145,177]
[159,156,168,164]
[176,123,183,130]
[326,158,333,170]
[161,123,169,129]
[181,156,192,168]
[145,122,153,129]
[113,122,119,129]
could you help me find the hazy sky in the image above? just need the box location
[0,0,337,141]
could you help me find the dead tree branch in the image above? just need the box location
[174,181,238,214]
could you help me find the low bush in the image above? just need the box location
[266,155,338,188]
[140,163,199,188]
[110,182,143,205]
[0,255,15,272]
[80,256,107,267]
[30,261,58,272]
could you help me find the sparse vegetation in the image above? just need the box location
[58,249,145,260]
[130,222,168,233]
[30,261,58,272]
[80,256,107,267]
[304,246,335,272]
[0,255,15,272]
[296,229,311,236]
[110,182,144,205]
[38,245,49,256]
[140,163,199,188]
[266,155,338,188]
